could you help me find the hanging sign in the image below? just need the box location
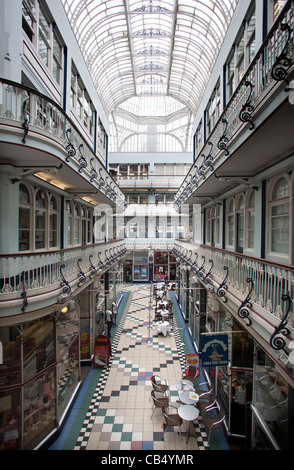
[201,334,229,367]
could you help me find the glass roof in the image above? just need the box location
[62,0,238,152]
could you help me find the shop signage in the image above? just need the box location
[201,334,229,367]
[185,353,200,373]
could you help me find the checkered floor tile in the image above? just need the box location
[74,284,210,450]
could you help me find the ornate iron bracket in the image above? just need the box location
[197,163,206,180]
[97,252,104,269]
[89,157,98,182]
[22,99,29,144]
[77,258,86,286]
[201,141,214,172]
[237,277,254,326]
[217,118,230,155]
[204,259,214,285]
[65,128,76,161]
[239,80,255,130]
[98,168,105,189]
[20,271,28,313]
[271,23,293,91]
[196,255,206,279]
[60,264,71,295]
[217,266,229,303]
[270,293,292,353]
[89,254,98,278]
[78,144,87,173]
[191,252,198,271]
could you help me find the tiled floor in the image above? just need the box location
[49,283,216,451]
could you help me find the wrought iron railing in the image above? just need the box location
[0,79,126,210]
[174,1,294,207]
[0,241,126,308]
[173,242,294,331]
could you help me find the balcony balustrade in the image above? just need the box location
[0,79,126,210]
[0,241,126,311]
[174,2,294,207]
[174,242,294,355]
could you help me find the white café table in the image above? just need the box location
[158,309,169,319]
[155,321,171,336]
[158,300,169,308]
[179,391,199,405]
[178,405,199,443]
[175,379,194,391]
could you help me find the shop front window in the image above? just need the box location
[57,337,79,418]
[252,344,289,449]
[56,300,80,418]
[0,388,22,450]
[23,368,56,449]
[23,317,55,382]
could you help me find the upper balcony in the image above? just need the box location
[0,240,126,320]
[173,241,294,377]
[174,2,294,208]
[0,79,126,211]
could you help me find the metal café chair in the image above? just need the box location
[151,375,168,394]
[203,407,225,443]
[162,405,183,438]
[150,390,169,418]
[197,393,216,414]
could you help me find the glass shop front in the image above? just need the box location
[0,296,83,449]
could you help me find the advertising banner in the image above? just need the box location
[201,334,229,367]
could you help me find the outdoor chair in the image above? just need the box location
[197,393,216,414]
[150,390,169,418]
[162,405,183,438]
[151,375,168,394]
[202,407,225,443]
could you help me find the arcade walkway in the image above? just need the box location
[48,283,229,451]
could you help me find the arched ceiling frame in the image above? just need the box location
[62,0,238,152]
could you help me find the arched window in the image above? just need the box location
[206,208,211,244]
[236,194,245,253]
[269,176,290,255]
[211,205,220,247]
[226,198,235,248]
[19,183,32,251]
[81,206,87,245]
[87,208,92,244]
[66,201,73,246]
[246,190,255,250]
[74,203,80,245]
[49,195,59,248]
[35,189,47,249]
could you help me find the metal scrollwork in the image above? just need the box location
[196,255,206,279]
[89,254,98,279]
[270,293,292,353]
[237,277,254,326]
[20,271,28,312]
[271,23,293,91]
[204,259,214,285]
[239,80,255,130]
[78,144,87,173]
[22,99,29,144]
[65,128,76,161]
[201,141,214,172]
[217,266,229,303]
[77,258,86,286]
[89,158,98,182]
[197,163,206,180]
[60,264,71,295]
[217,118,230,155]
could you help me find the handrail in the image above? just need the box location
[174,0,294,206]
[0,78,126,209]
